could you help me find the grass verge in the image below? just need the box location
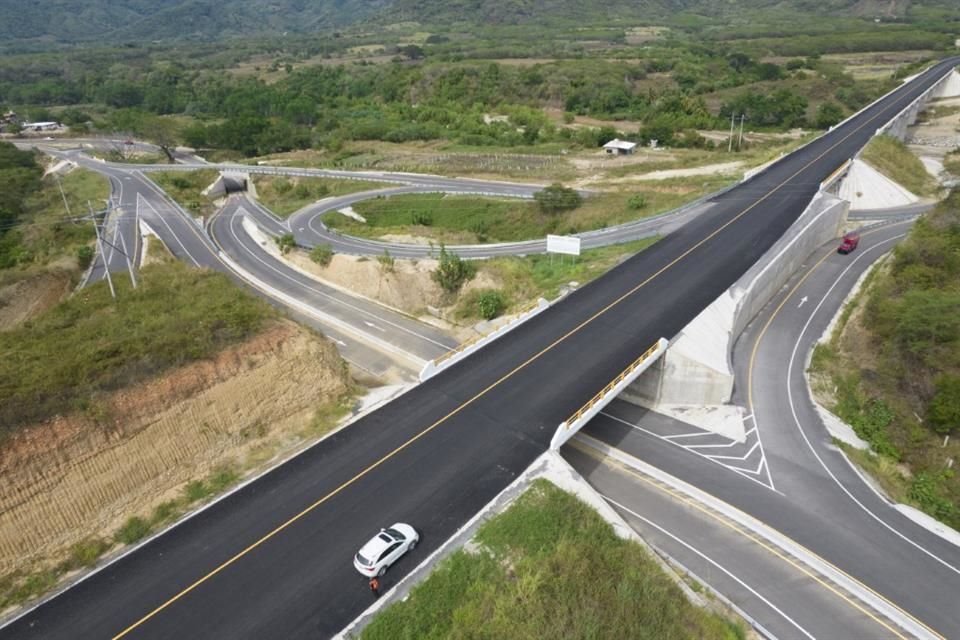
[861,135,939,198]
[463,238,659,317]
[328,181,724,244]
[1,168,106,280]
[149,169,220,219]
[252,175,390,217]
[0,260,276,437]
[361,479,745,640]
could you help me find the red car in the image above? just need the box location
[838,231,860,254]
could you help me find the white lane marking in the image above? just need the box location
[226,210,440,359]
[229,207,451,350]
[784,231,960,575]
[363,321,384,332]
[597,411,779,493]
[601,494,817,640]
[708,441,761,462]
[137,193,201,267]
[798,295,809,308]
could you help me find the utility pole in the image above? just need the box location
[89,201,116,300]
[55,174,71,217]
[728,112,736,152]
[738,114,746,150]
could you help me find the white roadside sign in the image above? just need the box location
[546,234,581,256]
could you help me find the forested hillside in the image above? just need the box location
[1,0,958,45]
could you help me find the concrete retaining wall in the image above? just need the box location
[622,191,847,432]
[879,68,960,142]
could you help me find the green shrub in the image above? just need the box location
[208,464,239,493]
[627,194,648,210]
[378,249,395,273]
[310,244,334,266]
[67,538,110,569]
[534,183,582,214]
[116,516,151,545]
[276,232,297,254]
[476,289,507,320]
[411,211,433,226]
[183,480,208,502]
[928,375,960,435]
[76,245,95,269]
[433,245,474,293]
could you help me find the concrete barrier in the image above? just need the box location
[550,339,669,450]
[419,298,551,382]
[622,192,847,435]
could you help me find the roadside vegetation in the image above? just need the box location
[362,478,744,640]
[944,150,960,177]
[453,238,659,321]
[150,169,220,219]
[251,175,390,217]
[861,135,940,198]
[0,143,105,274]
[0,260,276,437]
[810,192,960,528]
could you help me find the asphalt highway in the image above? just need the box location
[209,196,456,368]
[4,58,958,640]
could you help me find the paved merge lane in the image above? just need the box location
[210,196,456,368]
[564,444,896,640]
[3,59,959,639]
[583,220,960,638]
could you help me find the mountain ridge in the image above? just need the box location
[0,0,956,45]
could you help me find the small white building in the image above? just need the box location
[603,138,637,155]
[21,121,61,132]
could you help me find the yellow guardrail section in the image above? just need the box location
[433,299,544,366]
[821,159,851,189]
[561,340,662,430]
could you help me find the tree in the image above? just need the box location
[815,102,845,129]
[432,245,474,294]
[534,184,582,214]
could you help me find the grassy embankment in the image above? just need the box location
[0,259,356,608]
[1,167,107,280]
[944,150,960,177]
[251,175,390,217]
[456,237,658,320]
[1,260,276,438]
[809,192,960,528]
[860,135,940,198]
[362,479,745,640]
[326,179,727,245]
[150,169,220,219]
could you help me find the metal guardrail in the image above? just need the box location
[559,340,662,430]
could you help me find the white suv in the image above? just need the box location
[353,523,419,577]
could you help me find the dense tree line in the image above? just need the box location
[0,42,891,156]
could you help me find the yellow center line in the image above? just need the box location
[572,438,913,639]
[743,219,943,639]
[113,67,947,638]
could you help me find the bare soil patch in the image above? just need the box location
[0,268,74,331]
[0,320,350,576]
